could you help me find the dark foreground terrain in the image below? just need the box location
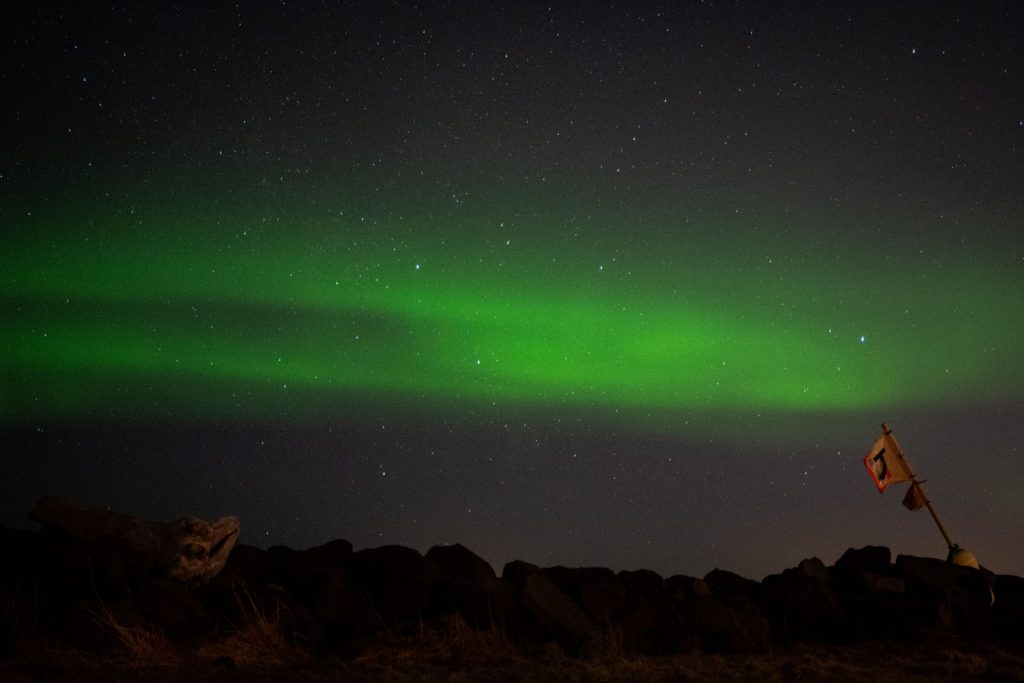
[2,520,1023,681]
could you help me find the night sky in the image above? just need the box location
[3,2,1022,580]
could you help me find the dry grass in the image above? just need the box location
[5,638,1024,682]
[5,593,1024,682]
[87,601,182,667]
[192,586,312,668]
[354,612,518,668]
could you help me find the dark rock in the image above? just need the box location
[50,535,132,602]
[344,546,439,635]
[841,593,917,641]
[944,577,994,636]
[308,538,353,563]
[30,496,239,587]
[212,655,237,671]
[616,598,670,655]
[502,559,541,584]
[134,577,205,634]
[266,545,302,584]
[372,588,432,625]
[618,569,663,601]
[218,544,275,585]
[543,566,625,624]
[275,542,354,627]
[426,543,495,580]
[796,557,832,583]
[520,572,598,649]
[760,570,844,644]
[994,575,1024,639]
[673,595,771,654]
[859,570,906,595]
[348,545,440,601]
[426,544,506,628]
[503,561,598,650]
[704,568,761,599]
[664,575,711,602]
[897,554,971,594]
[835,546,892,574]
[0,525,37,579]
[442,575,509,628]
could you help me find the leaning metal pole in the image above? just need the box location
[881,422,954,550]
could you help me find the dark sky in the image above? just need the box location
[3,1,1023,579]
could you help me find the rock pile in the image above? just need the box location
[1,521,1022,659]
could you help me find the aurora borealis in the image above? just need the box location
[3,2,1023,578]
[5,194,1022,422]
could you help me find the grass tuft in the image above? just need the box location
[194,585,312,668]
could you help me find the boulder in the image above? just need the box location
[704,568,761,600]
[503,561,598,650]
[835,546,892,574]
[426,544,505,628]
[796,557,832,584]
[53,534,132,602]
[673,595,771,654]
[29,496,238,587]
[859,570,906,595]
[426,543,495,580]
[664,575,711,602]
[346,545,439,633]
[134,577,205,634]
[617,598,671,655]
[274,541,354,626]
[347,545,440,600]
[944,576,994,636]
[993,575,1024,639]
[217,544,275,585]
[760,570,844,644]
[842,592,916,641]
[618,569,663,601]
[542,566,625,624]
[0,525,37,579]
[897,554,971,594]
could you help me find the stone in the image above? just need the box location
[674,595,771,654]
[760,571,844,644]
[542,566,625,624]
[859,570,906,595]
[835,546,892,574]
[503,561,598,649]
[617,598,670,655]
[29,496,238,587]
[897,554,971,593]
[704,568,761,599]
[618,569,663,600]
[427,544,504,628]
[519,571,598,649]
[274,541,354,626]
[664,575,711,601]
[134,577,205,634]
[796,557,832,583]
[993,574,1024,639]
[217,544,275,585]
[347,545,440,600]
[426,543,496,580]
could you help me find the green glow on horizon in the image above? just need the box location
[3,192,1022,433]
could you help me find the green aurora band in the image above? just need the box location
[3,191,1022,436]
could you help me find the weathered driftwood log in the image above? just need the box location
[30,496,239,586]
